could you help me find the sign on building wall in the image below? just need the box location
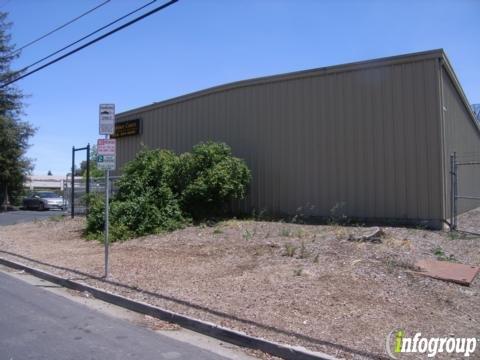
[111,118,141,138]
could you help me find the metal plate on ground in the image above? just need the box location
[415,259,480,286]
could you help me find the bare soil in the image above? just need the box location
[0,212,479,359]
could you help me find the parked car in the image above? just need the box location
[22,192,65,211]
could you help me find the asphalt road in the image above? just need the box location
[0,210,65,226]
[0,272,227,360]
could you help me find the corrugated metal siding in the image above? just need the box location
[115,58,444,223]
[441,66,480,216]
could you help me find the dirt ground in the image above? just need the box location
[0,211,479,359]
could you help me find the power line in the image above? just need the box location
[1,0,178,88]
[12,0,111,55]
[16,0,158,74]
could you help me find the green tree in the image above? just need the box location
[0,12,36,210]
[78,145,103,178]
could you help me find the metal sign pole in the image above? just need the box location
[104,140,110,278]
[71,146,75,218]
[98,103,115,279]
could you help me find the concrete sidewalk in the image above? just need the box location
[0,270,242,360]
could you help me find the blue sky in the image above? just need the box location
[4,0,480,176]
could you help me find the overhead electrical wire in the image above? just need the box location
[1,0,178,88]
[13,0,158,74]
[12,0,112,55]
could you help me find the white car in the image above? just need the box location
[22,192,66,211]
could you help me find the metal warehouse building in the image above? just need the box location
[113,49,480,229]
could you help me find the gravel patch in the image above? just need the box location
[0,214,479,359]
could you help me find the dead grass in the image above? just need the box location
[0,214,479,359]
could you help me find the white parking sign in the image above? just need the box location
[97,139,116,170]
[99,104,115,135]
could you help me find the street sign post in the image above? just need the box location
[99,103,115,135]
[98,104,116,278]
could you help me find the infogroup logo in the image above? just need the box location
[385,329,477,358]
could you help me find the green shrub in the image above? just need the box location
[179,142,251,219]
[110,187,185,237]
[85,141,251,242]
[85,193,105,236]
[86,190,185,242]
[115,149,179,202]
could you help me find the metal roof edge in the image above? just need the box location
[116,49,445,118]
[438,51,480,133]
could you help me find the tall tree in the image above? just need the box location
[0,12,35,210]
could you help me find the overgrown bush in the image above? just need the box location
[85,193,105,237]
[85,141,251,242]
[115,149,179,202]
[178,142,251,219]
[110,188,185,236]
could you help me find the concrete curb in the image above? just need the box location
[0,257,337,360]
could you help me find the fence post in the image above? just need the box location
[453,152,458,230]
[450,153,454,230]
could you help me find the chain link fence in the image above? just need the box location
[450,151,480,233]
[64,175,120,216]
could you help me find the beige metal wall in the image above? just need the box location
[441,65,480,216]
[115,53,446,226]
